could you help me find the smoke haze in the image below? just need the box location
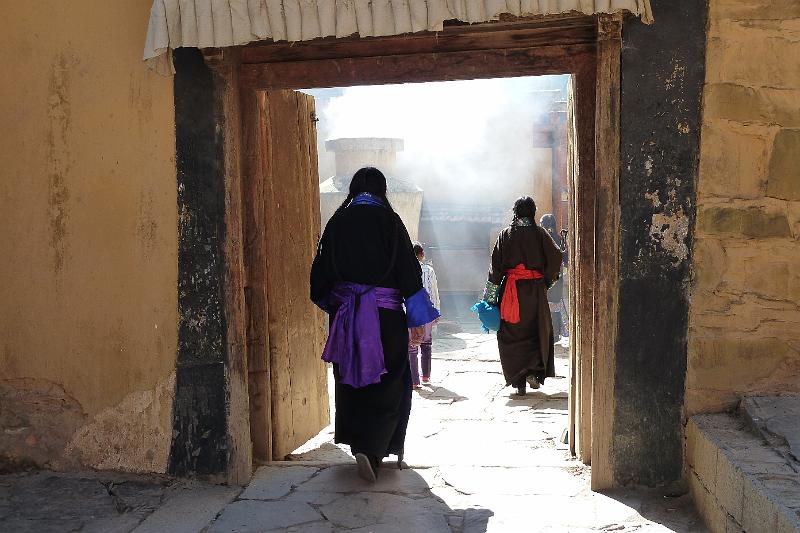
[305,76,571,313]
[310,75,569,209]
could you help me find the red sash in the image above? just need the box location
[500,264,544,324]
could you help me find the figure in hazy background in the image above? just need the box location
[539,214,570,340]
[483,197,563,396]
[310,167,439,482]
[408,242,440,389]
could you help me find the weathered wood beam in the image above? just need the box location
[590,12,622,492]
[241,18,596,64]
[572,60,597,467]
[205,50,254,486]
[240,44,596,90]
[239,86,274,465]
[261,90,330,459]
[567,76,579,459]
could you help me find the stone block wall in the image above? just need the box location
[686,414,800,532]
[687,0,800,414]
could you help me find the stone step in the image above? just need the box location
[739,395,800,467]
[686,411,800,533]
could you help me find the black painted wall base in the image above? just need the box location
[168,48,230,477]
[614,0,707,486]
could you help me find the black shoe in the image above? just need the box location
[526,374,541,390]
[514,385,526,396]
[355,453,377,483]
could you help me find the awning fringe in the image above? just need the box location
[144,0,654,74]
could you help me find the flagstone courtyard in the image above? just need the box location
[1,319,706,532]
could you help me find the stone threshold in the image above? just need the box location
[686,410,800,533]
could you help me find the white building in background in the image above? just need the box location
[319,137,423,240]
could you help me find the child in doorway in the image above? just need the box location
[409,242,440,389]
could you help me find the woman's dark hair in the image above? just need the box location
[511,196,537,225]
[326,167,400,285]
[332,167,395,218]
[412,242,424,258]
[540,213,557,236]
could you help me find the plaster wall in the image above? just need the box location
[0,2,178,472]
[687,0,800,414]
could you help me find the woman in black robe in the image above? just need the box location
[483,197,563,396]
[310,167,438,482]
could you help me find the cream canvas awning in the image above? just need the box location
[144,0,653,73]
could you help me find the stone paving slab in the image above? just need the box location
[206,500,323,532]
[285,490,349,506]
[270,521,333,532]
[439,465,587,497]
[133,480,240,533]
[239,466,319,501]
[318,492,452,531]
[295,464,431,495]
[0,471,169,533]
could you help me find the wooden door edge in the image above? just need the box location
[590,13,622,492]
[204,49,255,486]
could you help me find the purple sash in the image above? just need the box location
[321,282,403,388]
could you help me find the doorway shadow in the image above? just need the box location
[416,384,468,403]
[246,462,494,531]
[431,332,469,352]
[286,441,354,463]
[600,488,707,532]
[505,394,569,408]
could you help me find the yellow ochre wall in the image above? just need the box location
[0,2,177,472]
[687,0,800,414]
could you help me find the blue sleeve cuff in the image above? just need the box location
[405,288,440,327]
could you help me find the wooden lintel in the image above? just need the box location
[240,44,596,90]
[241,18,596,64]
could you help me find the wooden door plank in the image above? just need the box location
[265,90,330,459]
[295,93,330,433]
[207,52,253,485]
[282,90,303,456]
[241,87,273,464]
[265,90,297,459]
[590,13,622,491]
[573,62,597,466]
[566,75,578,458]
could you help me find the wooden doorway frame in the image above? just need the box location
[219,13,622,489]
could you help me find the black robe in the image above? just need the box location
[488,223,563,386]
[310,204,422,458]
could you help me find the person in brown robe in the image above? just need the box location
[483,196,563,396]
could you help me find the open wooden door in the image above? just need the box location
[242,88,330,462]
[567,62,597,466]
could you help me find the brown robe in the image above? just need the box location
[488,223,563,386]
